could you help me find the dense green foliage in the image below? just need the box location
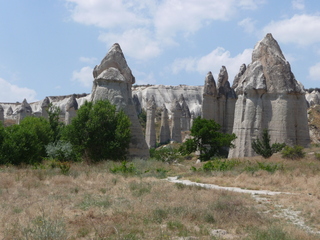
[0,117,53,165]
[179,117,236,161]
[62,100,131,162]
[281,145,305,160]
[150,145,183,163]
[47,103,64,142]
[252,129,286,158]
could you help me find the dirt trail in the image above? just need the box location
[166,176,320,236]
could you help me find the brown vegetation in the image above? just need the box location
[1,149,320,239]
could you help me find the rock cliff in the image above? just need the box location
[90,43,149,159]
[229,33,310,158]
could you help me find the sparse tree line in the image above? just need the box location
[0,99,306,166]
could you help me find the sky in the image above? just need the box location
[1,0,320,102]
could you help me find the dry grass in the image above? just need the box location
[0,154,320,239]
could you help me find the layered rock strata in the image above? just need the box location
[65,94,78,125]
[145,95,157,148]
[229,33,310,158]
[159,104,170,144]
[90,43,149,159]
[170,99,182,143]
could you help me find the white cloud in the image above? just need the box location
[172,47,252,80]
[79,57,97,64]
[99,28,161,60]
[133,70,157,85]
[262,14,320,46]
[292,0,305,10]
[66,0,264,60]
[309,62,320,81]
[0,78,37,102]
[65,0,148,29]
[72,66,94,88]
[238,18,256,33]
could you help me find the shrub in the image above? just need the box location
[252,129,286,158]
[202,159,240,172]
[110,161,136,174]
[46,140,77,162]
[315,152,320,161]
[150,145,182,163]
[0,117,53,165]
[179,117,236,161]
[62,100,131,162]
[281,145,305,160]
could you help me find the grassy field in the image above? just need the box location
[1,147,320,239]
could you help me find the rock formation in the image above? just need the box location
[65,94,78,125]
[16,99,32,124]
[159,104,170,144]
[145,95,157,148]
[0,105,4,123]
[179,94,191,131]
[202,72,218,120]
[90,43,149,159]
[201,67,236,134]
[132,85,203,117]
[171,99,182,143]
[229,33,310,158]
[41,97,50,119]
[232,64,246,89]
[6,106,13,117]
[306,90,320,107]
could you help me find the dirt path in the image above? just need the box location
[166,176,320,236]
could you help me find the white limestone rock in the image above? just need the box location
[16,99,32,124]
[132,85,203,118]
[145,95,157,148]
[65,94,78,125]
[91,43,149,159]
[159,104,170,144]
[229,33,310,158]
[171,99,182,143]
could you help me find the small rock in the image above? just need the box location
[210,229,227,237]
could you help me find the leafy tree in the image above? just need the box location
[62,100,131,162]
[0,116,53,165]
[47,103,64,142]
[179,117,236,161]
[252,129,285,158]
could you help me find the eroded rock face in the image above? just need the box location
[201,67,236,134]
[0,105,4,123]
[179,94,191,131]
[145,95,156,148]
[65,94,78,125]
[159,104,170,144]
[41,97,51,119]
[16,99,32,124]
[171,99,182,143]
[91,43,149,159]
[229,33,310,158]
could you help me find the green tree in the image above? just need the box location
[252,129,285,158]
[62,100,131,162]
[0,116,53,165]
[179,117,236,161]
[47,103,64,142]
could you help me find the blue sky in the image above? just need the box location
[1,0,320,102]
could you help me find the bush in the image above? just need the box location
[62,100,131,162]
[179,117,236,161]
[281,145,305,160]
[0,117,53,165]
[252,129,286,158]
[46,140,77,162]
[202,159,240,172]
[150,145,182,163]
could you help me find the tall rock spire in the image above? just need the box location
[229,33,310,158]
[91,43,149,158]
[171,99,182,143]
[145,95,157,148]
[159,104,170,144]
